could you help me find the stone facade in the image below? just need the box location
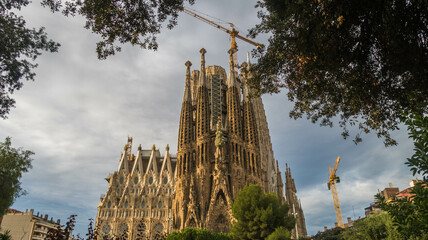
[285,164,307,239]
[95,48,287,238]
[95,138,176,239]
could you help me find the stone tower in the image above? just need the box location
[172,48,281,233]
[285,163,307,239]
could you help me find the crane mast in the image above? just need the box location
[328,156,344,228]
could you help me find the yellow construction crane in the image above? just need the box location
[328,156,344,228]
[182,7,264,50]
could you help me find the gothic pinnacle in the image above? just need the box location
[199,48,207,87]
[185,61,192,84]
[183,61,192,101]
[200,48,207,57]
[227,48,237,87]
[242,62,250,100]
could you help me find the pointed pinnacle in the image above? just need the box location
[185,61,192,84]
[199,48,207,87]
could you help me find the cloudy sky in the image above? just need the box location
[2,0,417,236]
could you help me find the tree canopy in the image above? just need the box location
[41,0,194,59]
[0,137,33,216]
[265,227,291,240]
[311,227,343,240]
[248,0,428,146]
[230,184,295,240]
[0,0,60,118]
[340,213,403,240]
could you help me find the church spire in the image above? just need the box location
[196,48,210,138]
[178,61,194,151]
[226,48,242,138]
[285,163,307,238]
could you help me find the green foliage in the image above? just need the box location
[0,0,60,118]
[404,113,428,179]
[0,230,12,240]
[166,228,231,240]
[41,0,194,59]
[340,213,403,240]
[265,227,291,240]
[376,186,428,239]
[230,184,294,240]
[0,137,33,216]
[376,113,428,239]
[249,0,428,146]
[312,227,344,240]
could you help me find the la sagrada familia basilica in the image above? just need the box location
[95,48,307,239]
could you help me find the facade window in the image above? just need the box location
[102,224,111,235]
[134,177,138,184]
[120,177,124,184]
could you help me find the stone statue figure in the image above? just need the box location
[214,117,225,163]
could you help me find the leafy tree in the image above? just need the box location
[248,0,428,146]
[340,213,403,240]
[265,227,291,240]
[41,0,194,59]
[0,0,60,118]
[230,184,295,240]
[376,113,428,239]
[0,137,33,216]
[167,228,231,240]
[312,227,343,240]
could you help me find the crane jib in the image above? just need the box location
[182,7,264,49]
